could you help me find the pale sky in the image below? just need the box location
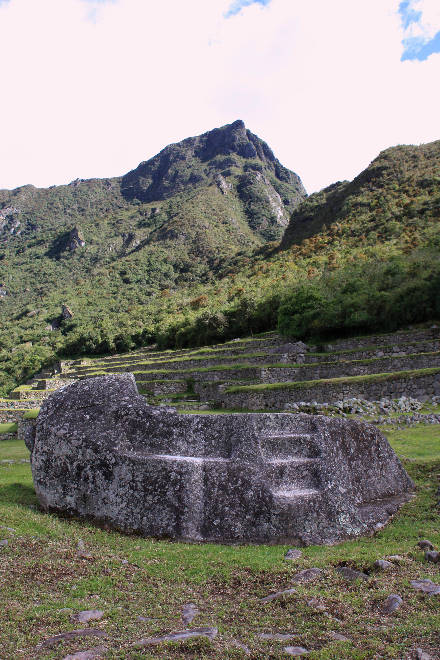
[0,0,439,194]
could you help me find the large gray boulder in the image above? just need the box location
[28,375,414,545]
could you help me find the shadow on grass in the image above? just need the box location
[0,483,38,506]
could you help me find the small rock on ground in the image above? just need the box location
[381,594,403,614]
[284,646,310,656]
[258,633,296,641]
[181,603,199,625]
[285,548,302,560]
[230,640,251,655]
[417,540,434,551]
[416,649,433,660]
[135,627,217,647]
[77,540,93,560]
[336,566,369,581]
[425,550,440,563]
[291,568,322,583]
[306,598,326,612]
[62,646,107,660]
[329,631,350,642]
[260,588,296,603]
[374,559,393,571]
[386,555,411,563]
[36,629,107,651]
[0,539,8,547]
[411,579,440,595]
[72,610,104,624]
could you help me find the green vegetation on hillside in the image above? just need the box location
[1,131,439,395]
[280,139,440,249]
[0,121,305,394]
[277,251,440,340]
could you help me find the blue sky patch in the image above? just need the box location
[402,29,440,61]
[398,1,422,29]
[399,1,440,61]
[226,0,271,18]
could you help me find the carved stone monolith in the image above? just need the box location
[28,375,414,545]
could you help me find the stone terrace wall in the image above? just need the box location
[0,410,26,423]
[306,339,440,363]
[89,334,285,366]
[135,366,262,383]
[69,338,440,382]
[260,352,440,383]
[10,389,54,401]
[322,328,439,352]
[74,353,295,375]
[138,380,188,395]
[183,353,440,397]
[33,378,73,390]
[0,399,39,410]
[218,371,440,409]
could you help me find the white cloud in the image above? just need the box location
[0,0,439,194]
[400,0,440,60]
[405,0,440,38]
[225,0,271,18]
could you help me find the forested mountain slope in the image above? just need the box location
[1,132,439,396]
[281,140,440,248]
[0,120,305,310]
[0,121,305,393]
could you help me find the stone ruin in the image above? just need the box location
[26,375,414,545]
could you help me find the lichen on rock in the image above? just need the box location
[29,374,414,545]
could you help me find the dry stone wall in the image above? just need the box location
[218,371,440,410]
[17,327,440,420]
[139,380,188,395]
[322,328,439,352]
[306,339,440,363]
[77,353,295,374]
[0,410,25,423]
[260,352,440,383]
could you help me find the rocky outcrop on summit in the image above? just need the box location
[121,120,305,239]
[0,120,306,312]
[29,374,414,545]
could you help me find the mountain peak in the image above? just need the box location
[0,121,306,252]
[120,121,304,211]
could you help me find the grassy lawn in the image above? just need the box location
[0,422,18,434]
[384,425,440,461]
[1,428,439,659]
